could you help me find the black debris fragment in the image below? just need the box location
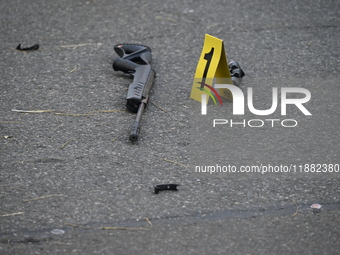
[16,44,39,51]
[228,60,245,86]
[154,184,180,194]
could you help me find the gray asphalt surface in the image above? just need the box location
[1,0,339,254]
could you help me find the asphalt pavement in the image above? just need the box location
[0,0,339,254]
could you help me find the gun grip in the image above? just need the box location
[113,58,139,73]
[114,44,152,64]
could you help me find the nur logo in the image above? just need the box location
[199,84,312,116]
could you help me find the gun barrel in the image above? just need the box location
[129,96,148,142]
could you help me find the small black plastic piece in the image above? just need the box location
[16,44,39,51]
[154,184,180,194]
[228,60,245,86]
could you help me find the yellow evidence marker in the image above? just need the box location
[190,34,234,104]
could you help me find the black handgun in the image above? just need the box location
[112,44,155,142]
